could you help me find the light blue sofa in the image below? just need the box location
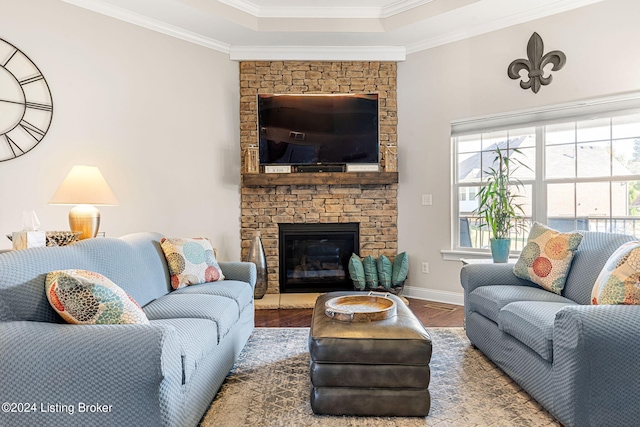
[0,232,256,427]
[461,231,640,427]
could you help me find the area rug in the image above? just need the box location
[200,328,560,426]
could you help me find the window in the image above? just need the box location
[452,94,640,252]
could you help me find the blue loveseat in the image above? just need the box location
[461,231,640,427]
[0,232,256,427]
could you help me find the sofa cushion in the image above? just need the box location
[592,241,640,305]
[376,255,393,289]
[172,280,254,312]
[160,237,224,289]
[513,222,583,295]
[150,318,218,384]
[45,269,149,325]
[144,294,239,342]
[349,254,366,290]
[499,301,577,362]
[562,231,637,304]
[468,285,574,324]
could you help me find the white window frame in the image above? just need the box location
[444,92,640,261]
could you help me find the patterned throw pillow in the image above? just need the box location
[592,241,640,305]
[348,253,366,291]
[160,237,224,289]
[513,222,583,295]
[45,270,149,325]
[377,255,393,290]
[392,252,409,286]
[363,255,379,288]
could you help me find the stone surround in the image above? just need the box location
[240,61,398,294]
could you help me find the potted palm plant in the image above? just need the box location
[473,146,528,263]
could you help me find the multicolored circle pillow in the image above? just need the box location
[45,270,149,325]
[513,222,583,295]
[160,237,224,289]
[592,241,640,305]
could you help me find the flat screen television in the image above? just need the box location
[258,93,379,166]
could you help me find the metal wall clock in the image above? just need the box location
[0,38,53,162]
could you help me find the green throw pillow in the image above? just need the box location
[363,255,379,288]
[349,253,366,290]
[392,252,409,286]
[377,255,393,290]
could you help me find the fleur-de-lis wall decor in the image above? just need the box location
[507,32,566,94]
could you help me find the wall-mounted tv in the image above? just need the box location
[258,93,379,166]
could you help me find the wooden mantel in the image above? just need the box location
[242,172,398,186]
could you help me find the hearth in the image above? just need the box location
[279,223,359,293]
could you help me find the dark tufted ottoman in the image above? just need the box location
[309,291,432,417]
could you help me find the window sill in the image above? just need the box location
[441,249,520,262]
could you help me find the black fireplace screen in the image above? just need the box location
[279,223,359,293]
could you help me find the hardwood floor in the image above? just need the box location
[254,297,464,328]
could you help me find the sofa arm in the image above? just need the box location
[0,321,183,427]
[460,263,535,294]
[553,305,640,427]
[219,261,256,288]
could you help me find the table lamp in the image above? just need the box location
[49,165,119,240]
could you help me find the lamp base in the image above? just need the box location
[69,204,101,240]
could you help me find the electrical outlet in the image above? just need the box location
[421,262,429,274]
[421,194,432,206]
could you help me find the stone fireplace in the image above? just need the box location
[240,61,398,295]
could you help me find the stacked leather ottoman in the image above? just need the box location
[309,292,432,417]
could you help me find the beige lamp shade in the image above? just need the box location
[49,165,119,239]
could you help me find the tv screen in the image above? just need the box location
[258,93,379,166]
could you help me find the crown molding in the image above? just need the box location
[381,0,434,18]
[62,0,604,58]
[406,0,605,54]
[216,0,261,16]
[61,0,230,53]
[219,0,432,19]
[230,46,406,61]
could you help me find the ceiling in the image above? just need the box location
[61,0,604,60]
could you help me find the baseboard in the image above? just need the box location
[402,286,464,306]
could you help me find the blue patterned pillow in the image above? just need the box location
[392,252,409,286]
[377,255,393,289]
[349,253,366,291]
[363,255,379,288]
[45,270,149,325]
[161,237,224,289]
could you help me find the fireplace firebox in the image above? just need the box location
[279,223,359,293]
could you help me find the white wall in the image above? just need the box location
[398,0,640,303]
[0,0,241,260]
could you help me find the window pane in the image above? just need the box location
[509,128,536,148]
[576,141,610,178]
[546,144,575,179]
[577,117,610,142]
[482,130,508,150]
[458,135,481,153]
[514,184,533,218]
[612,138,640,175]
[612,114,640,139]
[576,182,609,217]
[547,183,575,217]
[613,180,640,235]
[458,152,481,183]
[546,122,575,145]
[511,146,535,180]
[481,149,500,182]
